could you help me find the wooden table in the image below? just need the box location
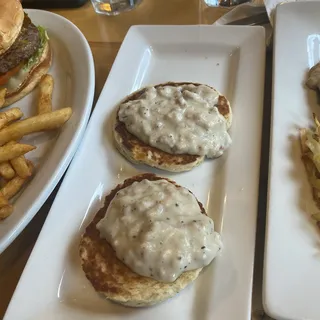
[0,1,272,319]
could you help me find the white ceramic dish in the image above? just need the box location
[263,2,320,320]
[3,25,265,320]
[0,9,95,253]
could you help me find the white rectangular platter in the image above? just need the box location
[0,9,95,253]
[263,2,320,320]
[4,25,265,320]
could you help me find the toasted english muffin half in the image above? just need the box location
[79,173,206,307]
[113,82,232,172]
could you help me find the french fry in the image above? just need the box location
[0,204,13,220]
[0,108,72,146]
[0,142,35,162]
[0,88,7,109]
[26,159,34,173]
[0,160,34,200]
[11,155,31,178]
[38,74,54,114]
[0,194,11,220]
[4,141,16,146]
[0,176,26,200]
[0,179,7,188]
[0,107,23,130]
[0,161,15,180]
[0,194,8,207]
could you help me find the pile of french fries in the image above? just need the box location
[0,74,72,220]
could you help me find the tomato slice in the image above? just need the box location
[0,64,23,86]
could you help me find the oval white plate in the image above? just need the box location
[0,9,95,253]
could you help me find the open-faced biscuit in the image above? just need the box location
[79,173,207,307]
[113,82,232,172]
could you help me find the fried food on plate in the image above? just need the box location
[0,161,33,200]
[0,0,52,107]
[306,62,320,91]
[114,82,232,172]
[300,113,320,224]
[0,147,34,220]
[38,74,53,114]
[10,155,32,178]
[0,142,35,162]
[1,176,27,200]
[80,173,222,307]
[0,107,23,130]
[0,88,6,108]
[0,194,9,207]
[0,161,15,180]
[0,57,72,221]
[0,204,13,220]
[0,107,72,146]
[0,71,72,220]
[0,193,13,220]
[8,141,32,178]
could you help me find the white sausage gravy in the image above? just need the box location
[97,179,222,283]
[118,84,232,158]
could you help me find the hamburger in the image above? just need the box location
[0,0,52,107]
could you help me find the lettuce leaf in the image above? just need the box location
[23,26,49,71]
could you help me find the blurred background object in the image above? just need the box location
[204,0,252,7]
[22,0,88,9]
[90,0,142,15]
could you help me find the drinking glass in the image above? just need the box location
[203,0,251,7]
[91,0,142,15]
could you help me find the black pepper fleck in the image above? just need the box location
[166,217,170,220]
[201,246,206,249]
[184,266,187,269]
[178,256,182,260]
